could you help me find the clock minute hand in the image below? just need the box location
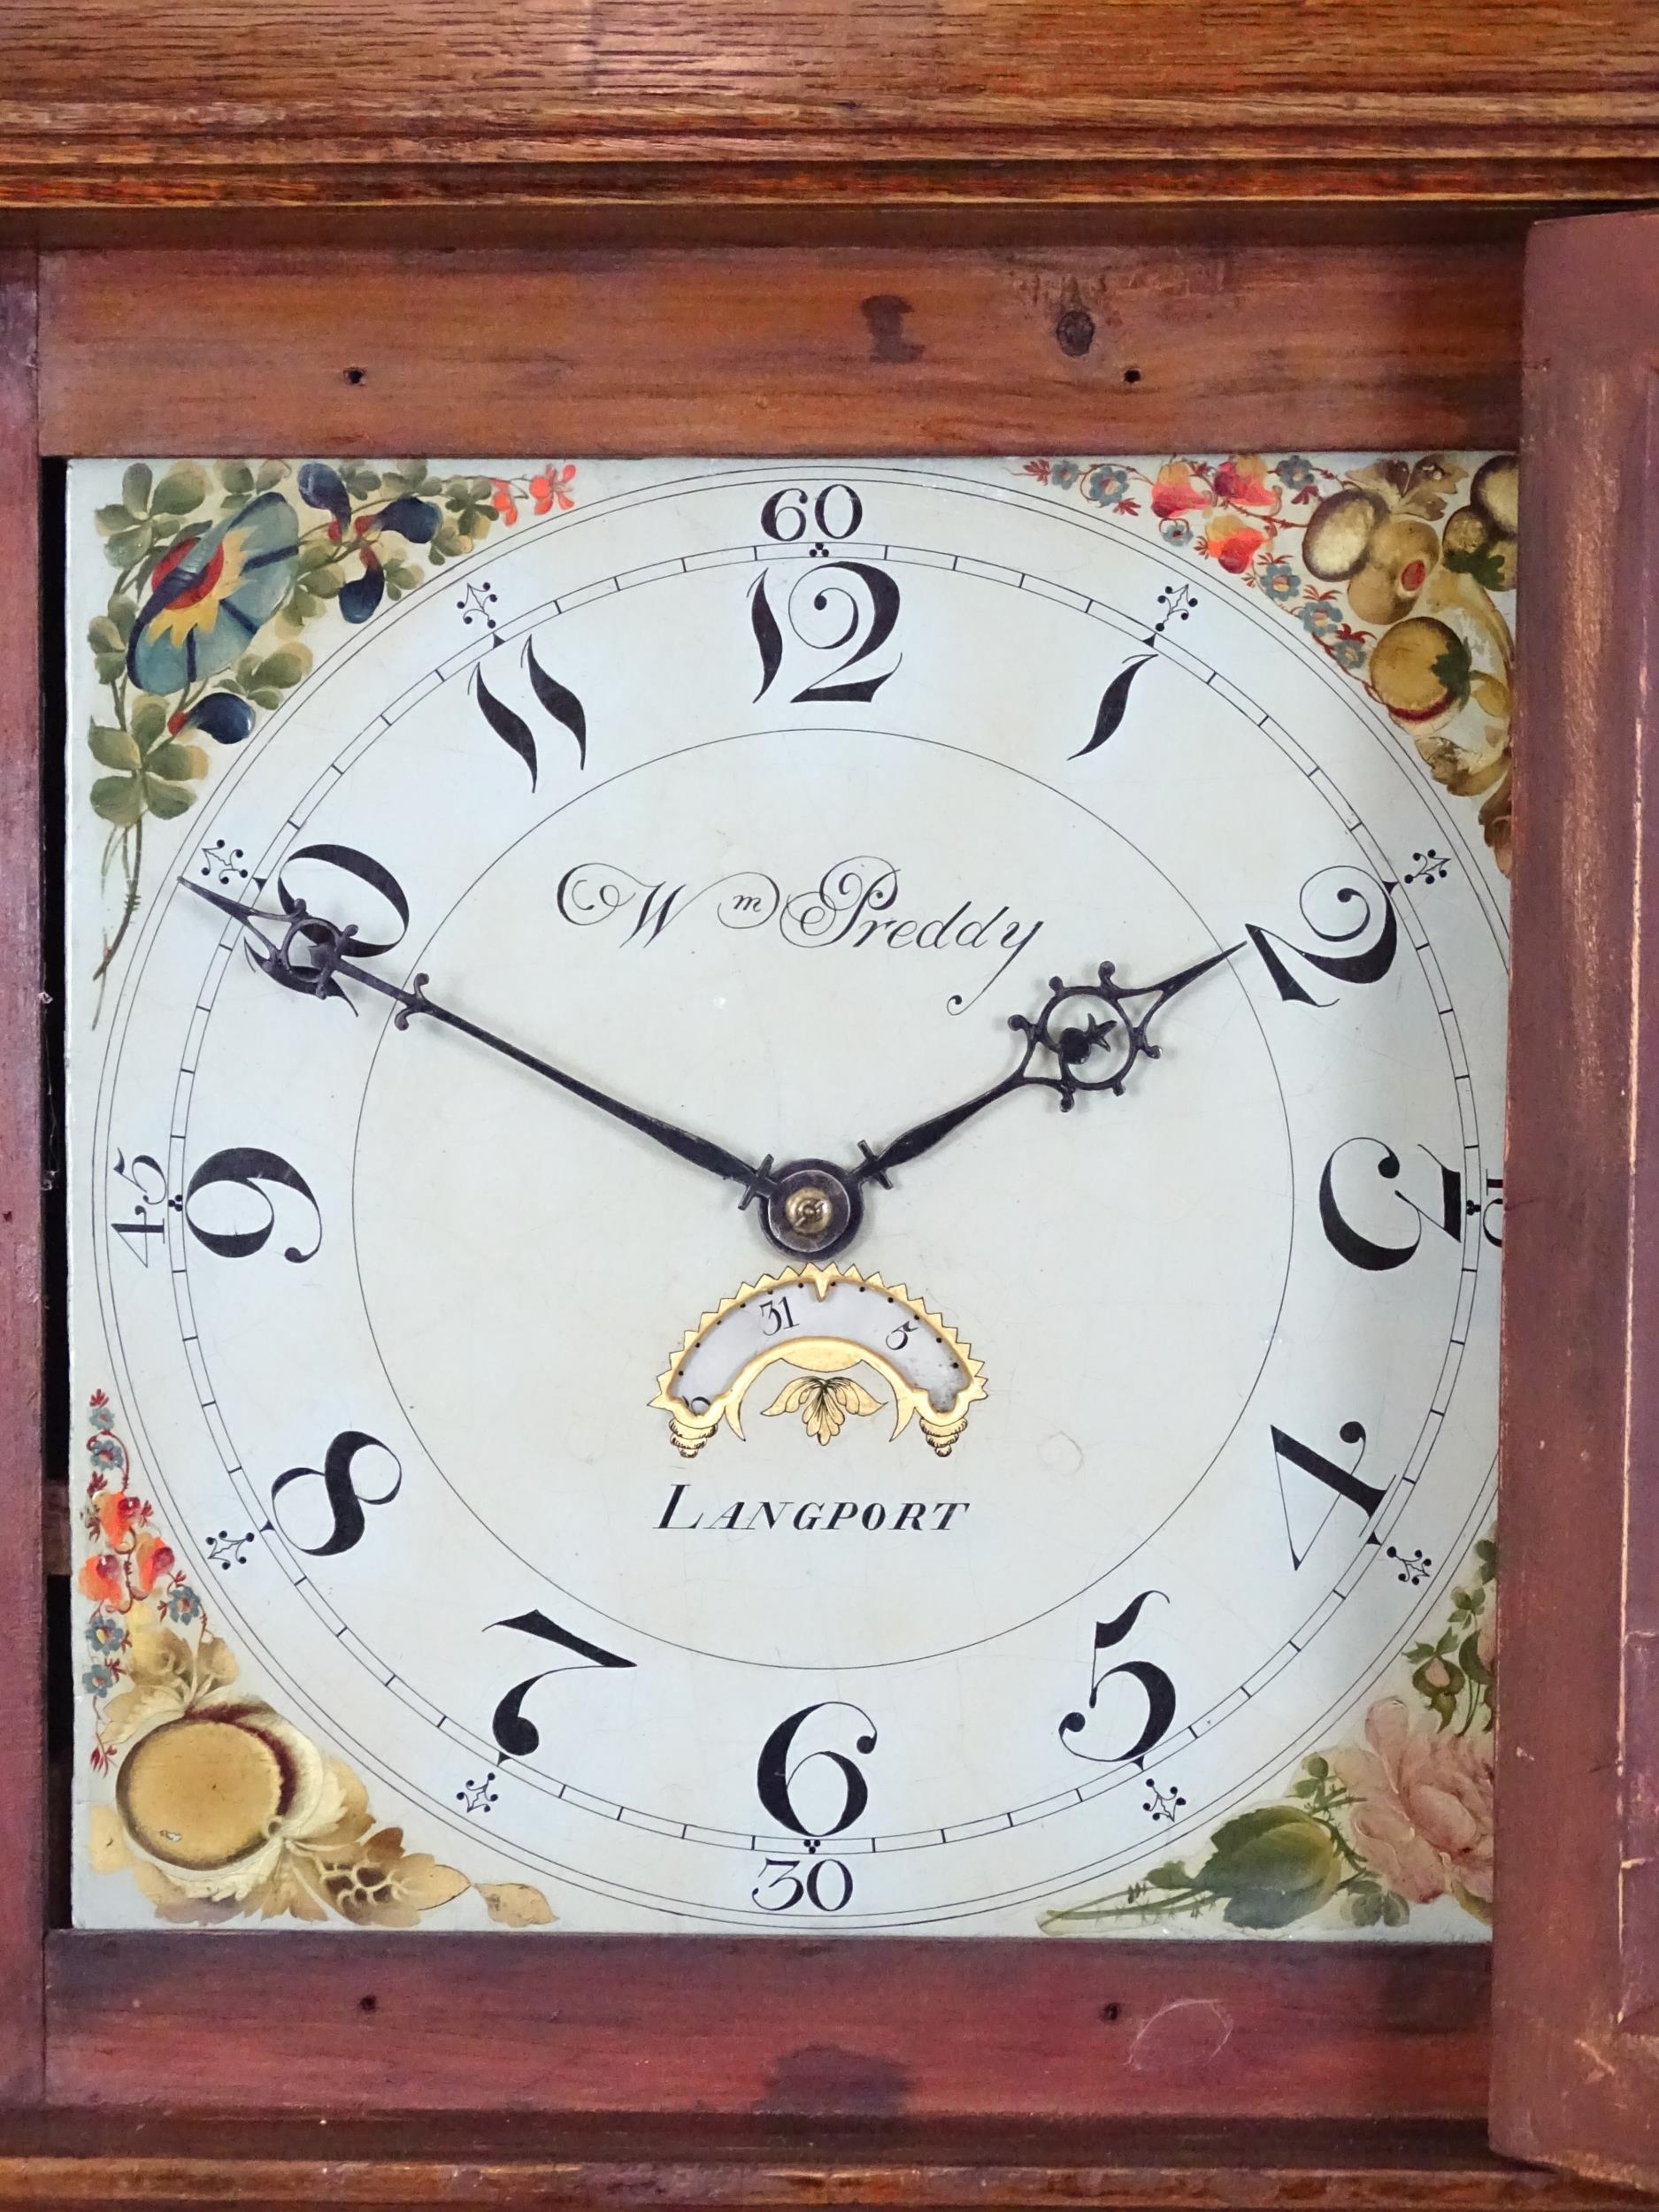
[852,944,1242,1190]
[181,879,777,1202]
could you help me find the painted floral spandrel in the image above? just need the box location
[1026,452,1517,875]
[78,1391,555,1929]
[1040,1539,1495,1934]
[82,458,577,1013]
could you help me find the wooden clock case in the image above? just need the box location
[2,3,1659,2201]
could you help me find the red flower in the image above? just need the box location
[528,464,576,517]
[96,1488,146,1553]
[1149,461,1214,521]
[128,1529,176,1597]
[1202,514,1267,574]
[490,480,519,526]
[1211,453,1277,516]
[78,1553,127,1609]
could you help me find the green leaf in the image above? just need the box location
[96,502,136,534]
[145,740,204,783]
[129,697,169,749]
[89,773,146,826]
[1443,541,1509,592]
[1304,1754,1329,1781]
[250,647,311,690]
[218,461,256,497]
[93,652,127,687]
[87,614,123,656]
[248,687,283,710]
[342,465,381,498]
[145,778,196,821]
[88,724,140,771]
[255,459,290,491]
[110,594,138,641]
[1347,1886,1385,1927]
[301,537,342,572]
[305,565,344,599]
[1380,1892,1410,1927]
[1143,1862,1194,1891]
[121,462,153,518]
[105,525,152,570]
[150,462,210,516]
[1290,1778,1319,1798]
[281,586,322,626]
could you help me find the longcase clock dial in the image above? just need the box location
[67,454,1510,1935]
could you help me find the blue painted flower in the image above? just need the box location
[1297,599,1342,641]
[165,1585,204,1625]
[89,1402,114,1433]
[1159,518,1194,548]
[1260,558,1303,605]
[1048,459,1080,489]
[1082,464,1131,508]
[127,493,299,695]
[1275,455,1317,492]
[1330,635,1369,672]
[85,1616,127,1656]
[88,1434,124,1470]
[82,1663,119,1697]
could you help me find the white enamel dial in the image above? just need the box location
[69,457,1508,1933]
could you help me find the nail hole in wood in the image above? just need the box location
[359,1993,378,2014]
[1122,366,1142,386]
[344,366,367,387]
[1101,2001,1122,2022]
[1054,306,1096,358]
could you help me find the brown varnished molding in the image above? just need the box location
[36,246,1522,457]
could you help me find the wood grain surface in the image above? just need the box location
[0,0,1656,220]
[36,244,1523,458]
[1489,207,1659,2191]
[44,1931,1491,2120]
[0,2119,1643,2210]
[0,252,44,2108]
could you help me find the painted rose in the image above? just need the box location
[1210,453,1277,515]
[1330,1696,1494,1913]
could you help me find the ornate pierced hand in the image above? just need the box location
[183,879,780,1203]
[851,947,1243,1193]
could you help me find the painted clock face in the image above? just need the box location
[67,455,1512,1935]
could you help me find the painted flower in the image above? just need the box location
[128,1530,176,1599]
[1296,597,1342,641]
[1259,558,1302,605]
[78,1552,129,1610]
[1330,1696,1494,1914]
[1081,463,1131,508]
[1275,454,1318,494]
[164,1586,204,1626]
[88,1433,124,1470]
[127,493,299,695]
[1159,518,1194,548]
[529,464,577,516]
[1211,453,1277,516]
[86,1616,127,1657]
[1149,460,1213,521]
[1330,634,1368,672]
[1202,513,1267,575]
[89,1396,115,1433]
[490,480,519,526]
[83,1663,119,1697]
[96,1487,146,1551]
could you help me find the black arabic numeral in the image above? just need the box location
[757,1701,877,1837]
[110,1148,172,1263]
[1071,656,1155,760]
[182,1147,322,1263]
[761,484,864,542]
[270,1431,402,1556]
[789,563,901,703]
[1319,1138,1462,1271]
[750,1855,854,1912]
[264,842,411,1001]
[488,1609,635,1759]
[1271,1419,1382,1570]
[749,571,786,699]
[1058,1591,1177,1765]
[1247,867,1398,1007]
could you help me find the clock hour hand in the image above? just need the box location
[852,946,1241,1190]
[181,879,778,1202]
